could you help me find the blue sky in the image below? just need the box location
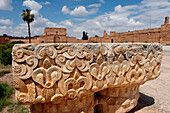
[0,0,170,38]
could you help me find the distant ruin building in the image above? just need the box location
[0,16,169,44]
[35,28,88,43]
[89,16,170,44]
[39,28,67,43]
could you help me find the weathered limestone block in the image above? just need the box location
[12,43,162,113]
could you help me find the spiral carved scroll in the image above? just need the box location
[12,43,162,112]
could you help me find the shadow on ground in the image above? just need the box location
[128,92,155,113]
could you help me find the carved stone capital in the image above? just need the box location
[12,43,162,113]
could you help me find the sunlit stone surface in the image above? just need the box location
[12,43,162,113]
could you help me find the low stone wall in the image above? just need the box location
[10,39,39,43]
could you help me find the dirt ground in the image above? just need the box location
[0,55,170,113]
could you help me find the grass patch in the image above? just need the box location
[0,61,11,68]
[0,82,29,112]
[0,82,13,111]
[8,102,29,113]
[166,44,170,46]
[0,70,10,77]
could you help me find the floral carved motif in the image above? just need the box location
[12,43,162,112]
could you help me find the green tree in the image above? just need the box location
[82,31,88,40]
[20,9,35,43]
[0,41,25,66]
[95,35,99,37]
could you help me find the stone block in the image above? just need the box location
[12,43,162,113]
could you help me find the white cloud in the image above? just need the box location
[41,1,51,5]
[128,18,143,26]
[0,19,13,25]
[59,0,170,38]
[62,5,70,14]
[10,0,57,36]
[88,8,99,14]
[132,0,170,28]
[74,18,86,21]
[31,17,56,28]
[5,16,57,37]
[70,6,88,16]
[23,0,42,11]
[23,0,42,15]
[60,20,73,26]
[0,0,13,10]
[73,0,82,1]
[0,26,13,35]
[62,5,97,16]
[99,0,104,3]
[22,0,56,25]
[19,15,57,36]
[115,5,126,13]
[87,4,101,8]
[123,5,138,10]
[66,4,141,38]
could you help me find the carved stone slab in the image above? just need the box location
[12,43,162,113]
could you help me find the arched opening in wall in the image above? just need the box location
[94,104,104,113]
[111,39,114,43]
[41,41,44,43]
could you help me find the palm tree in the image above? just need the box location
[20,9,35,43]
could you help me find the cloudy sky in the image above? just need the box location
[0,0,170,38]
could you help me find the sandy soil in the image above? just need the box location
[0,67,11,72]
[0,73,14,86]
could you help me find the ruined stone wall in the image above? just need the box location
[88,17,170,44]
[116,29,161,43]
[75,39,89,43]
[44,28,66,36]
[66,37,78,43]
[38,28,67,43]
[59,35,67,43]
[9,38,40,43]
[88,27,163,43]
[0,36,10,44]
[38,36,45,43]
[7,25,170,44]
[6,17,170,44]
[161,24,170,44]
[89,37,102,43]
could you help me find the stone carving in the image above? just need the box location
[12,43,162,113]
